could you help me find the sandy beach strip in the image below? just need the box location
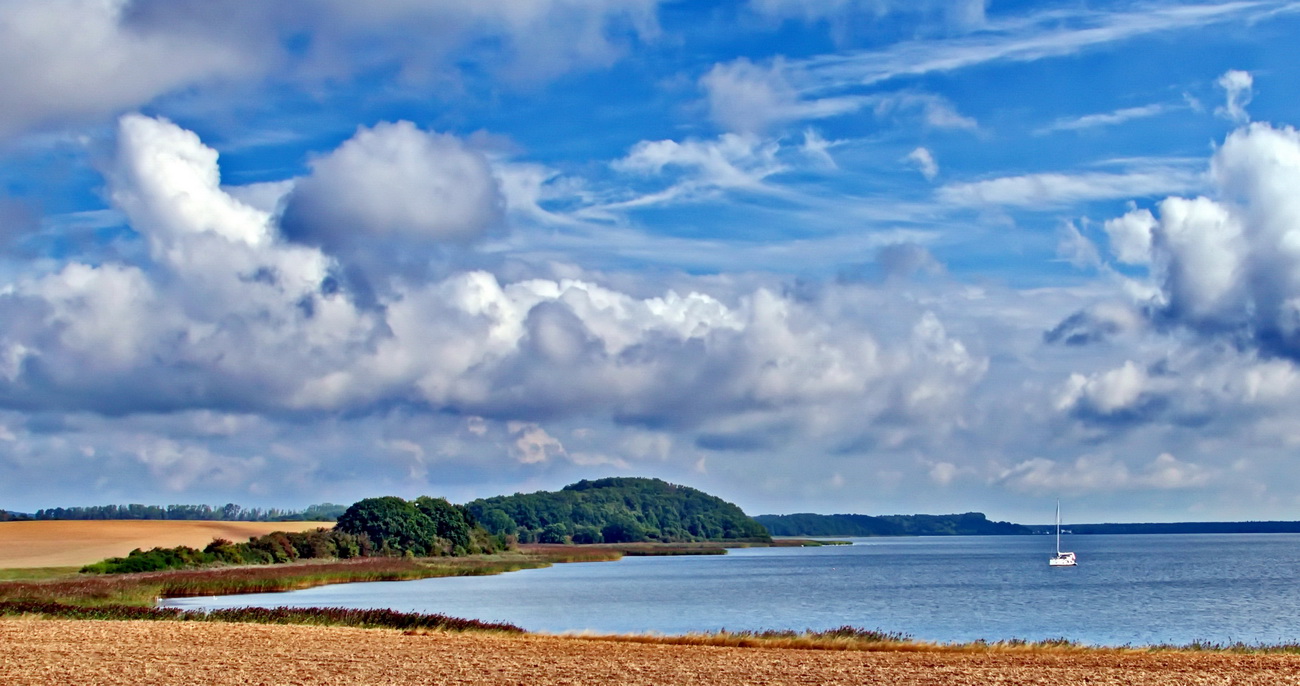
[3,618,1300,685]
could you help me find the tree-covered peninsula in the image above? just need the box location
[465,477,771,544]
[754,512,1031,537]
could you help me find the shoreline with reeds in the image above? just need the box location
[4,543,1300,657]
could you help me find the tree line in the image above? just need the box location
[81,495,505,574]
[754,512,1031,537]
[465,477,771,544]
[32,502,346,522]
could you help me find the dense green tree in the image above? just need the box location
[538,522,570,544]
[571,524,603,544]
[413,496,474,555]
[465,477,770,543]
[334,496,440,556]
[478,508,515,534]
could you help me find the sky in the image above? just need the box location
[3,0,1300,523]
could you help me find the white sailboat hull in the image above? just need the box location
[1049,552,1077,567]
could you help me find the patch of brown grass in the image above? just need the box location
[0,520,329,569]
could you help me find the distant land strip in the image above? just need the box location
[754,513,1300,537]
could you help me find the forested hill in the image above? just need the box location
[754,512,1032,537]
[464,477,771,544]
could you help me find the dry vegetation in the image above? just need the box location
[5,618,1300,685]
[0,520,329,568]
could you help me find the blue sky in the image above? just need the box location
[3,0,1300,523]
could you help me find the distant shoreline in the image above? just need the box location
[757,512,1300,537]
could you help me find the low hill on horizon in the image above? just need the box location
[1026,520,1300,535]
[465,477,771,544]
[758,512,1300,537]
[754,512,1032,537]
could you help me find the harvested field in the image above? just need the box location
[3,618,1299,685]
[0,520,329,568]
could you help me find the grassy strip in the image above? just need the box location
[0,555,553,607]
[0,600,523,633]
[574,629,1300,655]
[518,543,726,557]
[1142,640,1300,655]
[0,566,79,581]
[767,539,853,547]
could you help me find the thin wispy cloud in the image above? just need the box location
[1035,104,1171,135]
[938,160,1204,208]
[792,1,1295,91]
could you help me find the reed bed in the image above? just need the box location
[517,542,727,558]
[513,545,627,563]
[0,599,524,633]
[565,627,1300,656]
[569,625,917,652]
[1142,639,1300,655]
[0,555,550,606]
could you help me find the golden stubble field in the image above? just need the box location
[0,520,329,568]
[4,618,1300,686]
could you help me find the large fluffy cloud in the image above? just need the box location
[280,121,504,284]
[1099,123,1300,356]
[0,115,988,463]
[0,0,664,139]
[0,0,258,138]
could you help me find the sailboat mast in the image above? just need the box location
[1055,499,1061,555]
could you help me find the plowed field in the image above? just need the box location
[0,520,329,568]
[3,618,1298,685]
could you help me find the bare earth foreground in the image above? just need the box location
[4,618,1300,685]
[0,520,329,568]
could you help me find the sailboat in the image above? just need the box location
[1049,499,1077,567]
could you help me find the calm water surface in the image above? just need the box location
[165,534,1300,646]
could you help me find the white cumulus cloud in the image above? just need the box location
[281,121,505,279]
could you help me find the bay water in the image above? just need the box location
[164,533,1300,646]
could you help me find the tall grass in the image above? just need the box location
[575,626,917,652]
[517,543,727,558]
[0,600,523,633]
[0,555,551,606]
[0,566,79,582]
[576,629,1300,655]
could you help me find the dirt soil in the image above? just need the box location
[0,520,329,568]
[4,618,1300,685]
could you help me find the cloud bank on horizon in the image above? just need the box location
[3,0,1300,522]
